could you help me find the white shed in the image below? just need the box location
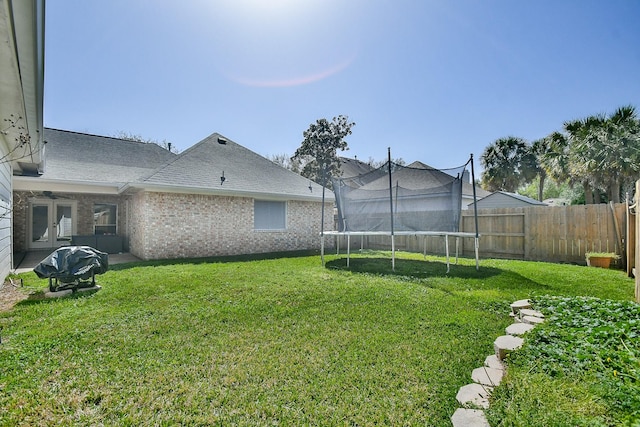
[468,191,547,209]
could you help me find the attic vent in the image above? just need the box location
[217,138,227,145]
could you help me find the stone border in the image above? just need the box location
[451,299,545,427]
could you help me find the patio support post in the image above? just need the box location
[388,148,395,271]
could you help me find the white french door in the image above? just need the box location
[28,199,77,250]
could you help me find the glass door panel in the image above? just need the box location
[31,204,50,245]
[29,200,77,249]
[56,204,73,243]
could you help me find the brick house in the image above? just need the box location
[13,128,334,260]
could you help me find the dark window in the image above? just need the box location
[94,204,117,235]
[254,200,286,230]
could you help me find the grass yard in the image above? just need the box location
[0,251,636,426]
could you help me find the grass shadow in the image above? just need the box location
[11,286,102,309]
[325,257,502,279]
[325,256,551,294]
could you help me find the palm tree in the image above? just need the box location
[480,137,528,192]
[525,138,550,201]
[601,105,640,202]
[564,106,640,203]
[564,115,604,204]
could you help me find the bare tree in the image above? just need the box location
[267,153,303,174]
[114,131,179,153]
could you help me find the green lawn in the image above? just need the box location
[0,251,636,426]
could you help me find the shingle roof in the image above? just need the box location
[471,191,547,207]
[338,157,375,178]
[40,128,176,184]
[137,133,327,199]
[33,129,330,201]
[341,159,488,198]
[494,191,547,205]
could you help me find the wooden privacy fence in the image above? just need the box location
[338,203,627,265]
[461,204,626,264]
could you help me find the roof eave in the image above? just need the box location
[13,176,121,194]
[120,182,335,202]
[1,0,46,170]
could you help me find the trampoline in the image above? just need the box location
[320,150,481,271]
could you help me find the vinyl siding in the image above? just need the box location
[0,158,12,281]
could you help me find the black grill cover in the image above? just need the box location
[34,246,109,283]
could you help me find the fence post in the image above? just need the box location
[636,180,640,303]
[627,195,635,277]
[523,207,530,260]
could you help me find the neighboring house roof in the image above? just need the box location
[337,157,489,199]
[359,160,455,191]
[470,186,491,199]
[338,157,375,178]
[470,191,547,208]
[15,128,331,202]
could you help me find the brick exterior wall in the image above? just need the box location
[128,191,333,260]
[11,192,28,253]
[12,191,129,253]
[13,190,332,260]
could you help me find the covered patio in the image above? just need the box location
[13,250,141,274]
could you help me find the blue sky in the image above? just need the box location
[44,0,640,171]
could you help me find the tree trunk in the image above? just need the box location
[538,173,546,202]
[594,188,603,204]
[584,182,594,204]
[609,179,621,203]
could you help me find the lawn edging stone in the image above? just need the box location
[451,408,491,427]
[456,383,493,409]
[510,299,531,314]
[494,335,524,360]
[483,354,504,370]
[451,299,542,427]
[471,366,504,386]
[519,308,544,318]
[522,315,545,325]
[505,322,535,336]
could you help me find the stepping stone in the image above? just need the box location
[472,366,504,386]
[451,408,490,427]
[494,335,524,360]
[510,299,531,314]
[456,383,492,409]
[519,308,544,318]
[522,315,545,325]
[484,354,505,370]
[506,322,535,336]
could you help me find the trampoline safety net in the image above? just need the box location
[331,160,470,233]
